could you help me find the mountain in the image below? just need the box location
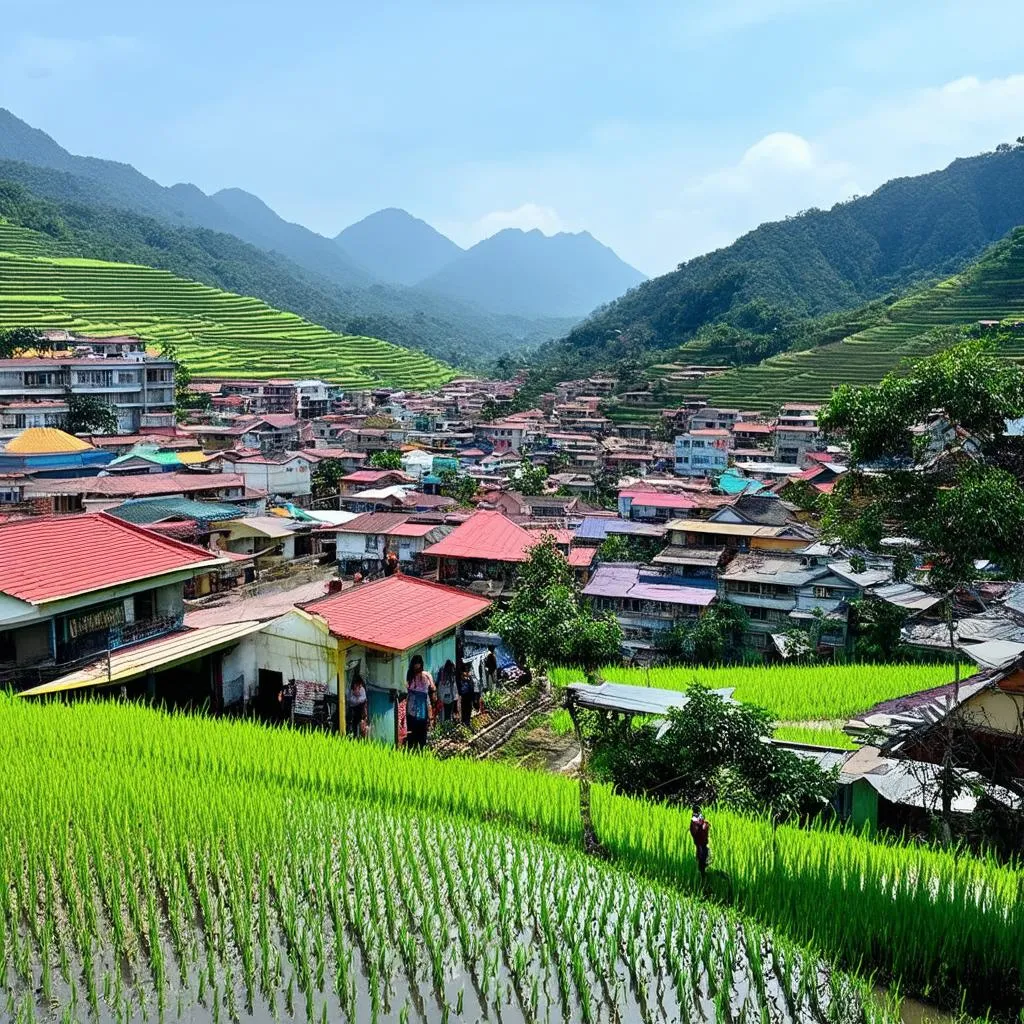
[417,228,646,319]
[0,214,452,389]
[549,144,1024,369]
[335,208,463,285]
[600,228,1024,414]
[0,171,576,367]
[0,108,369,289]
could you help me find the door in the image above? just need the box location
[257,668,285,723]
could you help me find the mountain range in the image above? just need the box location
[0,109,645,341]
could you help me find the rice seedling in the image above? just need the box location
[549,663,956,722]
[0,696,1013,1021]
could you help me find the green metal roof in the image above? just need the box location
[108,445,182,468]
[106,497,246,525]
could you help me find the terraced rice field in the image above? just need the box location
[0,219,453,389]
[607,228,1024,415]
[3,697,919,1024]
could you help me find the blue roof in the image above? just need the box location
[716,470,764,495]
[107,497,246,524]
[574,517,666,541]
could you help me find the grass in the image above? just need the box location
[0,696,913,1024]
[773,724,857,749]
[0,218,453,389]
[548,663,955,722]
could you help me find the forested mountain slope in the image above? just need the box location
[551,144,1024,368]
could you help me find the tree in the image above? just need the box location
[369,449,403,470]
[850,597,908,661]
[63,390,118,435]
[589,685,836,822]
[512,458,548,496]
[0,328,47,359]
[491,536,622,675]
[821,339,1024,589]
[660,602,750,664]
[597,533,662,564]
[311,458,346,500]
[158,340,196,417]
[438,468,479,507]
[821,339,1024,842]
[479,399,499,423]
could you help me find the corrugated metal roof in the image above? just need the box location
[107,497,246,524]
[0,513,226,604]
[567,681,735,716]
[305,576,490,651]
[422,511,535,563]
[583,564,717,606]
[19,620,265,694]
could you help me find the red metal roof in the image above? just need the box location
[305,576,490,651]
[568,547,596,567]
[623,492,698,510]
[422,510,536,563]
[22,472,251,499]
[342,469,414,484]
[0,513,224,604]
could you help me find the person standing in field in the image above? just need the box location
[405,655,435,750]
[458,664,474,726]
[346,673,368,739]
[436,659,458,723]
[690,806,710,878]
[484,645,498,692]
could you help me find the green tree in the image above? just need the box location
[438,469,479,507]
[492,536,622,674]
[158,340,196,417]
[513,458,548,496]
[311,458,346,500]
[821,339,1024,589]
[850,597,908,661]
[368,449,403,470]
[63,390,118,435]
[0,327,46,359]
[479,399,499,423]
[589,684,836,822]
[660,602,750,664]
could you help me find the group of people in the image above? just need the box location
[405,647,498,749]
[344,646,500,749]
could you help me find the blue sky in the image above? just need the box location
[2,0,1023,275]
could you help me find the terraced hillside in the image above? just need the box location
[0,218,453,389]
[616,228,1024,414]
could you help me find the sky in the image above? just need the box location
[2,0,1024,276]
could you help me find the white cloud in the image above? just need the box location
[463,203,569,244]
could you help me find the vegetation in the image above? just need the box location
[822,340,1024,588]
[587,685,838,821]
[437,468,479,507]
[536,143,1024,371]
[0,325,43,358]
[311,459,346,501]
[0,217,452,389]
[548,663,956,723]
[511,457,548,496]
[1,696,1019,1019]
[63,390,118,434]
[492,536,621,673]
[659,602,750,664]
[367,449,403,470]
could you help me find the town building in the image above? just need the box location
[674,430,731,477]
[0,513,227,692]
[0,340,176,438]
[0,428,113,477]
[583,563,717,651]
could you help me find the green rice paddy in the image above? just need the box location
[0,219,453,389]
[2,695,1018,1021]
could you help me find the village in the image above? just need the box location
[1,330,1022,856]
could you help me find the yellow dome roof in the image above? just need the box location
[4,427,94,454]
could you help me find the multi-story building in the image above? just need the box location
[674,429,731,477]
[689,407,741,431]
[0,339,176,440]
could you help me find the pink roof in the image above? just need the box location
[689,429,732,437]
[623,492,698,510]
[342,469,414,484]
[305,575,490,651]
[300,448,365,460]
[422,510,535,563]
[568,547,596,568]
[255,414,299,428]
[732,423,774,433]
[386,522,438,538]
[0,513,223,604]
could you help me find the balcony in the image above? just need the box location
[55,613,185,664]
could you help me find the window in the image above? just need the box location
[363,535,378,553]
[813,586,834,599]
